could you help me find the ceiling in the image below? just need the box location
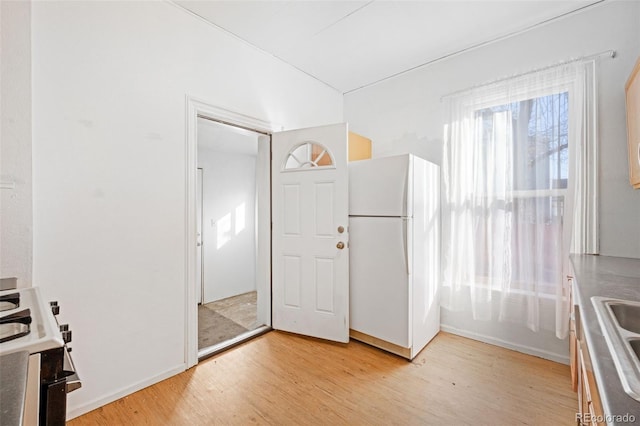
[175,0,604,94]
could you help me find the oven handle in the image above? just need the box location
[62,346,82,393]
[66,372,82,393]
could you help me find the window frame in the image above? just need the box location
[282,141,336,172]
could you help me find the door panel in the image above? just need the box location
[283,255,302,307]
[315,257,335,313]
[272,123,349,343]
[315,182,335,236]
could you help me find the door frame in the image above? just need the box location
[185,96,279,368]
[196,167,203,305]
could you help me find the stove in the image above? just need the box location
[0,288,64,355]
[0,285,81,425]
[0,308,32,343]
[0,292,21,312]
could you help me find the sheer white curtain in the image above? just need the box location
[441,60,597,339]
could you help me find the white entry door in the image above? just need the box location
[272,123,349,343]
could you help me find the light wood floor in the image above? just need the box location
[69,331,577,425]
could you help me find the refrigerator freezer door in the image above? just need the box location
[349,155,412,217]
[349,216,411,348]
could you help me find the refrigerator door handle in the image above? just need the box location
[402,219,409,275]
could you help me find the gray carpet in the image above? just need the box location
[206,291,259,330]
[198,305,249,349]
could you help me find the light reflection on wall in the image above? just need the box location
[216,202,247,249]
[216,213,232,249]
[235,203,245,235]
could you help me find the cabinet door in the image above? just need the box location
[626,57,640,189]
[348,131,372,162]
[570,329,578,390]
[578,332,605,425]
[569,276,579,391]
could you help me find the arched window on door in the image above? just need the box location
[283,141,335,171]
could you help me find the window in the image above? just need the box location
[473,92,569,295]
[283,142,334,171]
[442,60,597,337]
[476,92,569,191]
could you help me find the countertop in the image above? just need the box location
[571,254,640,424]
[0,350,29,426]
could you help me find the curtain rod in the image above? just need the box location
[440,49,616,101]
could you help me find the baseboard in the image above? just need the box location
[66,363,186,420]
[440,324,569,365]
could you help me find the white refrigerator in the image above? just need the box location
[349,154,440,360]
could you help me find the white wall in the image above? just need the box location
[31,1,342,418]
[1,1,32,288]
[197,123,258,302]
[345,1,640,361]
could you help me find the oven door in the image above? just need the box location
[24,353,40,426]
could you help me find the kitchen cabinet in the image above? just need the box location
[626,56,640,189]
[348,131,372,162]
[311,131,372,165]
[571,255,640,424]
[577,334,604,425]
[571,278,605,426]
[570,276,579,392]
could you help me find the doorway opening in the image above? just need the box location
[195,115,272,360]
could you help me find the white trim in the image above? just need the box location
[185,98,197,368]
[185,96,278,368]
[66,364,186,420]
[188,97,280,134]
[440,324,569,365]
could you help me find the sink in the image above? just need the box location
[592,297,640,401]
[609,303,640,334]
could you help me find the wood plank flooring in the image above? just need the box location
[69,331,577,425]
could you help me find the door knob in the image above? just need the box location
[337,226,345,234]
[336,242,345,250]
